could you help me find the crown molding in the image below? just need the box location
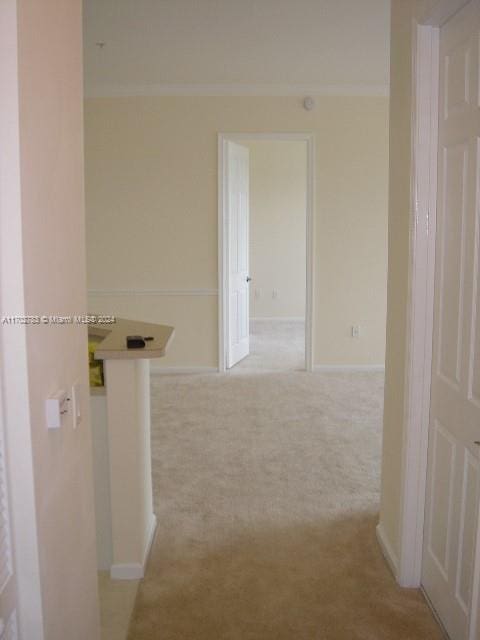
[84,82,389,99]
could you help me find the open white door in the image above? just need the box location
[422,2,480,638]
[226,141,250,368]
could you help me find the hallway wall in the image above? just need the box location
[0,1,100,638]
[85,95,389,368]
[246,140,306,319]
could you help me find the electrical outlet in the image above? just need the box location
[272,289,278,299]
[351,325,360,338]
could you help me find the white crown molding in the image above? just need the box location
[88,288,218,297]
[85,82,390,99]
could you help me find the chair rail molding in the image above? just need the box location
[88,288,219,297]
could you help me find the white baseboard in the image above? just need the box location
[150,365,218,375]
[420,586,450,637]
[376,523,399,580]
[313,364,385,372]
[110,563,144,580]
[251,317,304,322]
[143,514,157,569]
[110,515,157,581]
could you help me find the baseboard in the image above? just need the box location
[420,586,450,639]
[313,364,385,372]
[110,515,157,580]
[376,523,399,580]
[110,563,143,580]
[150,365,218,375]
[143,514,157,570]
[251,317,305,322]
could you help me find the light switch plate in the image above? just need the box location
[351,325,360,338]
[71,382,83,428]
[45,390,68,429]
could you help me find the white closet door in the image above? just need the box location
[422,2,480,639]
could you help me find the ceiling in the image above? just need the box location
[83,0,390,96]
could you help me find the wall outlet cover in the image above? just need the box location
[351,325,360,338]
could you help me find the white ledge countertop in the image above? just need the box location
[88,316,174,360]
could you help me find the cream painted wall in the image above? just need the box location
[378,0,456,574]
[85,95,389,368]
[0,2,44,636]
[245,140,306,319]
[0,1,100,638]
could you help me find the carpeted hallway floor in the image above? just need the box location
[127,364,443,640]
[235,319,305,372]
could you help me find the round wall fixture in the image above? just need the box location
[303,96,315,111]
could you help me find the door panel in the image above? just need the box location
[469,173,480,404]
[226,141,250,368]
[437,143,468,388]
[422,2,480,639]
[427,420,456,579]
[457,452,479,612]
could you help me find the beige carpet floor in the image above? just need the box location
[127,364,443,640]
[235,319,305,372]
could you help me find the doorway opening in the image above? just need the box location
[218,133,315,373]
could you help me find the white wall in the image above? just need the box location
[245,140,306,319]
[85,95,389,369]
[0,1,100,638]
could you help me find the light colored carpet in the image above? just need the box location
[235,319,305,372]
[127,367,443,640]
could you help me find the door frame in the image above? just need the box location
[218,132,315,373]
[398,0,474,588]
[0,1,45,636]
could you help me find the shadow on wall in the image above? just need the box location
[128,513,442,640]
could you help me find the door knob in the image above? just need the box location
[246,276,252,283]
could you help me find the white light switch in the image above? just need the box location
[71,382,83,429]
[45,390,69,429]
